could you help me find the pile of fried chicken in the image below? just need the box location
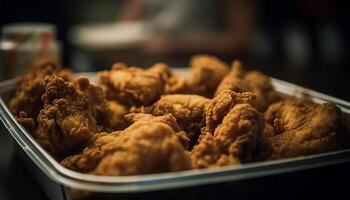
[9,55,350,176]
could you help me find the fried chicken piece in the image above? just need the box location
[215,60,281,111]
[125,113,190,149]
[205,89,256,132]
[190,132,240,168]
[191,89,264,169]
[16,111,36,133]
[125,113,182,132]
[259,122,275,144]
[60,132,120,172]
[98,62,170,106]
[105,101,129,131]
[165,54,229,97]
[214,60,245,95]
[244,71,281,112]
[131,94,210,146]
[9,62,73,125]
[191,103,264,169]
[94,123,191,176]
[61,114,191,175]
[257,99,350,160]
[34,76,110,159]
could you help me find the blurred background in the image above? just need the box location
[1,0,349,100]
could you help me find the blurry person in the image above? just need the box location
[120,0,257,56]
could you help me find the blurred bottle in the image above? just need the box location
[0,23,61,80]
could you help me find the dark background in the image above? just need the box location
[0,0,350,199]
[1,0,349,100]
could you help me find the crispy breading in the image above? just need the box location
[215,60,281,111]
[105,100,129,131]
[205,89,255,132]
[61,115,191,175]
[8,55,349,176]
[131,94,210,146]
[191,90,264,169]
[98,63,170,106]
[165,54,229,97]
[9,62,73,125]
[34,76,110,159]
[257,99,349,160]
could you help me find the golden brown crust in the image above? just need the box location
[61,115,191,175]
[125,113,191,148]
[191,90,264,169]
[8,55,349,176]
[34,76,109,159]
[16,111,36,133]
[205,89,256,132]
[9,62,74,126]
[257,100,349,160]
[215,60,244,95]
[215,60,281,111]
[104,101,129,131]
[243,71,281,111]
[93,123,190,176]
[131,94,210,146]
[60,132,120,172]
[98,63,170,106]
[165,54,229,97]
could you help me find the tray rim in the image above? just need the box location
[1,71,350,193]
